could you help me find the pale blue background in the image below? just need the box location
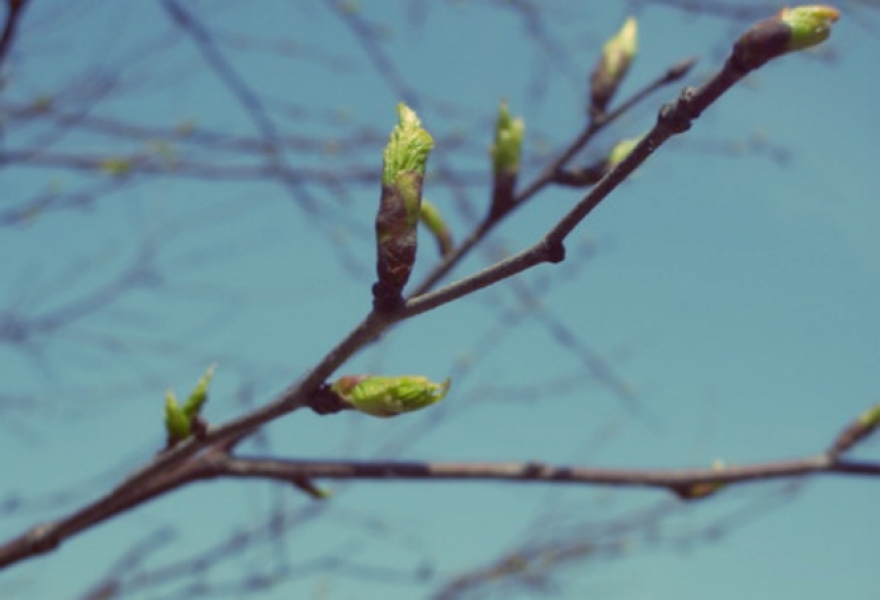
[2,1,879,599]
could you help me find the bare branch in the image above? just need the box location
[200,454,878,492]
[0,0,29,66]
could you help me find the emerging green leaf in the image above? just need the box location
[183,364,217,419]
[781,5,841,51]
[490,101,525,177]
[857,401,880,429]
[420,199,453,256]
[607,136,641,168]
[163,365,217,446]
[589,16,638,114]
[732,5,839,70]
[331,375,450,418]
[382,103,434,187]
[374,104,435,310]
[164,390,190,443]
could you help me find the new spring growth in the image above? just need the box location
[373,103,434,311]
[164,364,217,445]
[589,16,638,115]
[674,459,727,500]
[420,199,453,257]
[607,136,641,169]
[858,402,880,429]
[490,101,524,178]
[829,400,880,456]
[330,375,450,418]
[164,391,190,443]
[732,5,840,71]
[489,101,524,219]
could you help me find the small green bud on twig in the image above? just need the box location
[732,5,840,71]
[858,402,880,429]
[606,136,641,168]
[163,364,217,447]
[164,390,190,444]
[551,135,641,188]
[489,101,525,219]
[828,400,880,457]
[589,16,638,116]
[330,375,450,418]
[781,5,840,51]
[183,364,216,420]
[419,199,453,257]
[373,103,434,311]
[490,101,525,178]
[672,459,727,501]
[674,480,726,500]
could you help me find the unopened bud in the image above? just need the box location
[489,101,525,219]
[732,5,839,70]
[490,101,525,177]
[607,136,641,168]
[589,17,638,115]
[420,199,453,256]
[331,375,450,418]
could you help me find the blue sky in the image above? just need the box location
[2,1,879,599]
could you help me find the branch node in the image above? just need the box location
[26,524,60,554]
[545,241,566,264]
[658,87,697,134]
[664,56,698,82]
[371,282,404,314]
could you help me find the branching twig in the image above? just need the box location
[411,56,697,295]
[0,9,855,573]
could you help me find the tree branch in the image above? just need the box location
[411,56,697,296]
[0,13,848,571]
[204,454,880,491]
[0,0,29,66]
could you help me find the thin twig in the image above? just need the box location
[203,453,880,490]
[0,0,29,66]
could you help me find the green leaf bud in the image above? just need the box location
[673,459,727,500]
[419,199,453,257]
[829,400,880,456]
[182,364,216,419]
[732,5,839,71]
[590,17,638,115]
[607,136,641,168]
[676,480,726,500]
[857,401,880,429]
[489,101,525,219]
[164,390,190,443]
[331,375,450,418]
[374,103,434,310]
[382,103,434,187]
[490,101,525,177]
[781,6,841,51]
